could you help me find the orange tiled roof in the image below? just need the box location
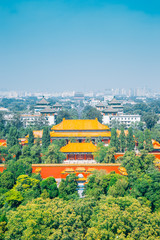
[60,142,97,153]
[0,139,7,147]
[50,131,111,138]
[51,118,109,131]
[152,139,160,149]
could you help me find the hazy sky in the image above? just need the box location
[0,0,160,92]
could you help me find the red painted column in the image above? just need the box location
[75,154,76,160]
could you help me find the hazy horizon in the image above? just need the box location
[0,0,160,92]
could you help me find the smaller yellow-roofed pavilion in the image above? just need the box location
[61,142,97,153]
[60,142,97,163]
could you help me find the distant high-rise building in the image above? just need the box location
[74,92,84,100]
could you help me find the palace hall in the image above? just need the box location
[50,118,111,145]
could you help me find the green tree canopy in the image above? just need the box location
[9,144,21,160]
[84,171,128,199]
[5,198,85,240]
[5,189,23,208]
[82,105,102,123]
[110,128,119,152]
[59,174,79,200]
[86,196,160,240]
[30,138,42,163]
[42,126,50,150]
[119,127,126,152]
[43,144,65,164]
[144,129,153,152]
[56,109,72,124]
[143,113,159,130]
[7,126,19,148]
[126,127,135,151]
[40,177,58,199]
[5,159,32,181]
[0,171,15,190]
[28,128,34,147]
[94,143,116,163]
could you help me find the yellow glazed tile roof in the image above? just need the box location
[87,168,95,172]
[51,118,109,131]
[60,142,97,153]
[116,130,128,137]
[152,139,160,149]
[75,167,86,172]
[50,131,111,138]
[64,168,75,173]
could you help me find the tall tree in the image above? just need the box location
[0,112,5,136]
[104,147,116,163]
[144,129,153,152]
[44,144,66,163]
[126,127,135,151]
[110,128,119,152]
[30,138,41,163]
[143,113,159,130]
[40,177,58,199]
[28,128,34,147]
[82,105,102,123]
[94,142,108,163]
[9,144,21,160]
[42,126,50,149]
[138,131,144,150]
[59,174,78,200]
[12,113,23,129]
[119,127,126,152]
[56,109,72,124]
[7,126,19,148]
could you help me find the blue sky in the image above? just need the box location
[0,0,160,92]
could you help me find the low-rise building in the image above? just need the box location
[96,102,105,111]
[40,106,56,125]
[53,102,62,111]
[108,97,123,113]
[34,96,50,113]
[103,114,141,128]
[21,97,57,127]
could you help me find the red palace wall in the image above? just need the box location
[32,164,121,179]
[0,165,5,173]
[153,153,160,159]
[0,152,159,179]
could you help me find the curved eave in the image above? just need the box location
[61,151,94,154]
[50,132,111,138]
